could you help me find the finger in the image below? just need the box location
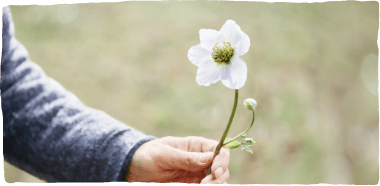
[172,171,203,183]
[200,174,213,184]
[184,136,220,152]
[214,169,230,184]
[200,137,220,153]
[161,136,213,152]
[163,136,219,153]
[215,167,224,179]
[189,137,218,152]
[175,171,206,183]
[190,171,207,184]
[211,148,230,179]
[201,170,229,184]
[160,136,185,150]
[158,145,214,172]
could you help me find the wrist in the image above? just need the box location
[125,139,155,182]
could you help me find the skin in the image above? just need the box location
[126,136,230,184]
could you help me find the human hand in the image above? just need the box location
[126,136,230,183]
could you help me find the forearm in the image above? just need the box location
[2,7,155,182]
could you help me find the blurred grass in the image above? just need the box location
[4,2,379,184]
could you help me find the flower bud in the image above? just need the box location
[242,138,255,146]
[244,98,257,111]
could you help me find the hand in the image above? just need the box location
[126,136,230,183]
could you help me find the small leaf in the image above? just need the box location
[240,134,246,141]
[242,138,255,146]
[241,145,253,154]
[224,138,233,143]
[223,138,242,149]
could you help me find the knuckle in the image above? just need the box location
[211,158,222,166]
[214,171,229,184]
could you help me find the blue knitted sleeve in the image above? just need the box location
[1,6,156,182]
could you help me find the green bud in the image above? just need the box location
[244,98,257,111]
[242,138,255,146]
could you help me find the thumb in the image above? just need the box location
[160,145,214,172]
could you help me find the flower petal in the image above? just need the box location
[236,30,250,56]
[216,32,225,43]
[219,20,241,47]
[221,56,247,89]
[219,20,250,56]
[188,44,213,66]
[199,29,219,51]
[196,60,222,86]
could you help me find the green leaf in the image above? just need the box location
[242,138,255,146]
[223,138,242,149]
[223,138,232,142]
[241,145,253,154]
[240,134,246,141]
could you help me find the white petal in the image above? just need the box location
[221,56,247,89]
[196,60,222,86]
[188,44,213,66]
[216,32,225,43]
[236,30,250,56]
[219,20,241,47]
[199,29,219,51]
[219,51,242,80]
[219,20,250,56]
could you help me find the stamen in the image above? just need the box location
[212,41,235,65]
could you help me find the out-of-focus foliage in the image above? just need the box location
[5,2,378,184]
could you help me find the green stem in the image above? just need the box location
[205,89,239,176]
[222,110,255,146]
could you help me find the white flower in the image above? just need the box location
[188,20,250,89]
[243,98,257,111]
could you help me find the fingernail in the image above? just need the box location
[215,167,223,179]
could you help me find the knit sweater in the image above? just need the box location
[2,6,155,182]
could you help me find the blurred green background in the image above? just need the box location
[4,1,379,184]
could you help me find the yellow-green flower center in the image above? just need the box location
[212,41,235,65]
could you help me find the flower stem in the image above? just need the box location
[205,89,239,176]
[222,110,255,146]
